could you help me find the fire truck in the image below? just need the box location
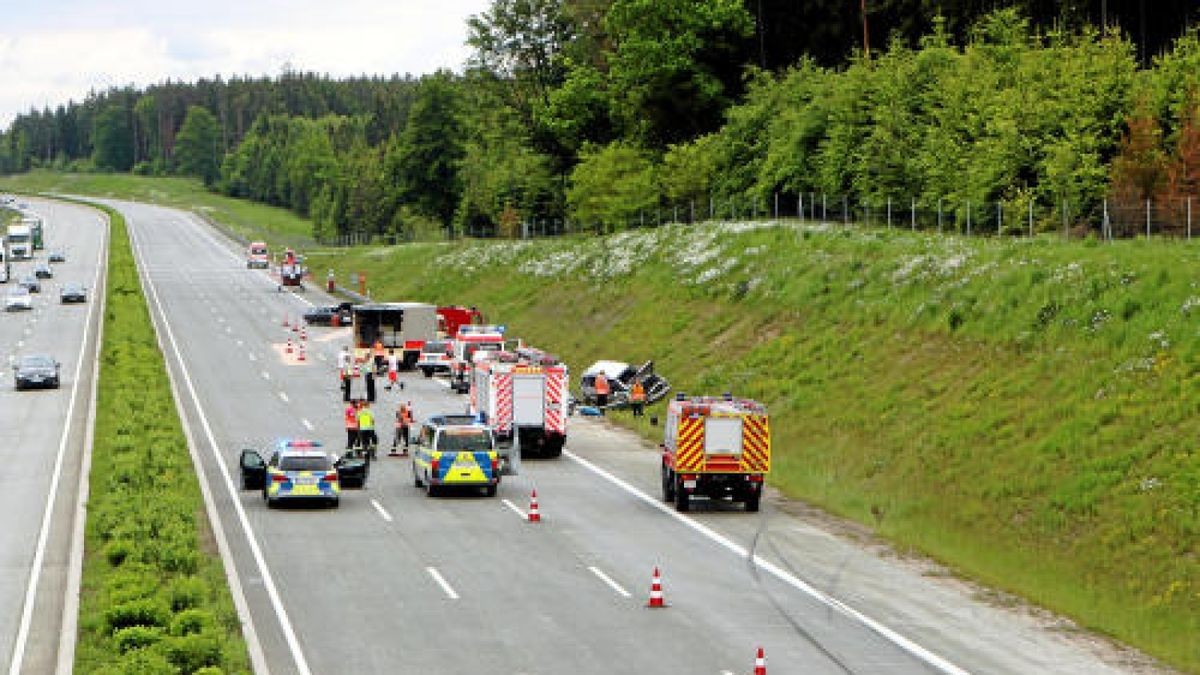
[660,393,771,513]
[449,324,507,393]
[350,303,437,369]
[436,305,484,338]
[468,347,568,467]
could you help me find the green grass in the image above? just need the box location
[73,200,250,674]
[7,173,1198,671]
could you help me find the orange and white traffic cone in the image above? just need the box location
[527,489,541,523]
[297,342,306,361]
[286,338,293,354]
[753,647,766,675]
[646,567,665,608]
[282,313,289,327]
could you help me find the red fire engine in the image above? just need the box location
[660,393,771,512]
[468,347,568,465]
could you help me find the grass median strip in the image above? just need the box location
[76,202,249,674]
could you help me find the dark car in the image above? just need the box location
[34,263,53,279]
[60,283,87,304]
[13,354,61,390]
[47,250,67,263]
[303,302,354,327]
[18,276,40,293]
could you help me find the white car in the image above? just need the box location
[6,286,33,311]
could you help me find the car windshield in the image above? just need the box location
[422,341,449,353]
[436,429,491,452]
[21,355,54,368]
[278,456,332,471]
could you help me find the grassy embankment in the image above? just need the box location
[74,200,250,673]
[5,173,1196,672]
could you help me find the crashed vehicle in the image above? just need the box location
[578,360,671,409]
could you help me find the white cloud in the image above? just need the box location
[0,0,491,126]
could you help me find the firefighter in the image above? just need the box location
[372,339,386,374]
[358,401,377,460]
[594,372,611,412]
[630,380,646,417]
[386,349,400,391]
[338,346,353,402]
[393,401,413,454]
[360,357,377,403]
[344,400,360,450]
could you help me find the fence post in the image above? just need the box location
[1102,199,1110,241]
[1189,197,1193,240]
[690,200,695,223]
[843,196,848,225]
[937,198,943,233]
[910,198,916,231]
[1146,199,1151,238]
[710,196,715,220]
[1028,199,1034,237]
[774,192,779,219]
[966,201,972,236]
[997,202,1003,235]
[822,194,827,224]
[887,198,892,229]
[1062,199,1068,239]
[798,194,804,222]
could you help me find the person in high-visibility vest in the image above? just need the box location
[344,401,360,450]
[357,401,377,460]
[372,339,386,374]
[393,401,414,454]
[593,372,611,412]
[629,380,646,417]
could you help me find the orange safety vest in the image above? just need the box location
[344,407,359,430]
[630,382,646,402]
[373,341,385,357]
[594,375,610,396]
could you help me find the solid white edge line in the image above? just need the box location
[181,213,316,308]
[9,203,107,675]
[426,567,459,600]
[369,499,393,523]
[588,566,632,598]
[500,498,527,520]
[562,449,970,675]
[129,213,309,674]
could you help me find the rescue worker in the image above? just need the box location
[361,357,377,403]
[630,380,646,417]
[386,349,400,391]
[393,401,413,454]
[593,371,611,412]
[358,401,378,460]
[372,339,386,374]
[338,346,353,402]
[344,400,360,450]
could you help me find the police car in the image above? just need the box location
[238,439,370,508]
[411,415,500,497]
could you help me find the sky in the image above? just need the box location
[0,0,493,127]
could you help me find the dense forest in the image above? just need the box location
[2,0,1199,240]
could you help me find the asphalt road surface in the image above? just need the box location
[113,199,1153,675]
[0,198,106,675]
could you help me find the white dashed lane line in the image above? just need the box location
[426,567,459,600]
[588,566,631,598]
[278,391,289,403]
[301,418,314,431]
[261,371,270,380]
[501,499,527,521]
[370,499,393,523]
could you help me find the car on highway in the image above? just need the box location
[13,354,60,390]
[34,262,53,279]
[239,439,371,507]
[5,286,33,311]
[303,302,354,327]
[412,416,500,497]
[416,340,453,378]
[18,276,40,293]
[47,249,67,263]
[60,283,87,304]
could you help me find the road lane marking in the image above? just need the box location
[248,353,257,362]
[588,566,631,598]
[129,217,302,675]
[9,209,107,675]
[370,499,393,523]
[563,450,969,675]
[261,371,270,380]
[278,391,289,403]
[501,499,527,520]
[301,418,314,431]
[426,567,459,600]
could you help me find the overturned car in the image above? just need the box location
[578,360,671,409]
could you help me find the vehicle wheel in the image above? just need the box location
[422,368,433,378]
[426,484,440,498]
[745,490,761,513]
[330,498,340,509]
[266,497,277,509]
[674,476,690,512]
[661,464,675,502]
[484,485,497,497]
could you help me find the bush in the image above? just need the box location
[166,577,207,612]
[169,608,215,636]
[163,632,223,673]
[95,648,178,675]
[105,598,171,632]
[113,626,164,653]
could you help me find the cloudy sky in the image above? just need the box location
[0,0,492,126]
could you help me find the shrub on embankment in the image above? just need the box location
[76,203,249,673]
[305,222,1199,672]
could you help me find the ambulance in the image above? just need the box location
[448,324,507,393]
[660,393,771,512]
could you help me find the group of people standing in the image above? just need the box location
[337,344,415,458]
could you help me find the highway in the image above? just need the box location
[113,199,1141,675]
[0,198,106,675]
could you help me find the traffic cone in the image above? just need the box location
[282,313,289,327]
[753,647,766,675]
[286,338,293,354]
[297,342,306,361]
[646,567,665,608]
[527,489,541,523]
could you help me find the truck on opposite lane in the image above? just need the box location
[6,223,32,260]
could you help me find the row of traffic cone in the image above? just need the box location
[522,487,766,672]
[282,314,307,362]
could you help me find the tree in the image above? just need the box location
[386,72,466,235]
[174,106,221,185]
[91,105,134,171]
[567,142,658,230]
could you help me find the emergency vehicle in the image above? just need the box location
[436,305,484,338]
[246,241,270,268]
[411,416,500,497]
[468,347,568,462]
[26,217,43,250]
[0,236,9,283]
[350,302,437,369]
[448,324,507,393]
[660,393,770,512]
